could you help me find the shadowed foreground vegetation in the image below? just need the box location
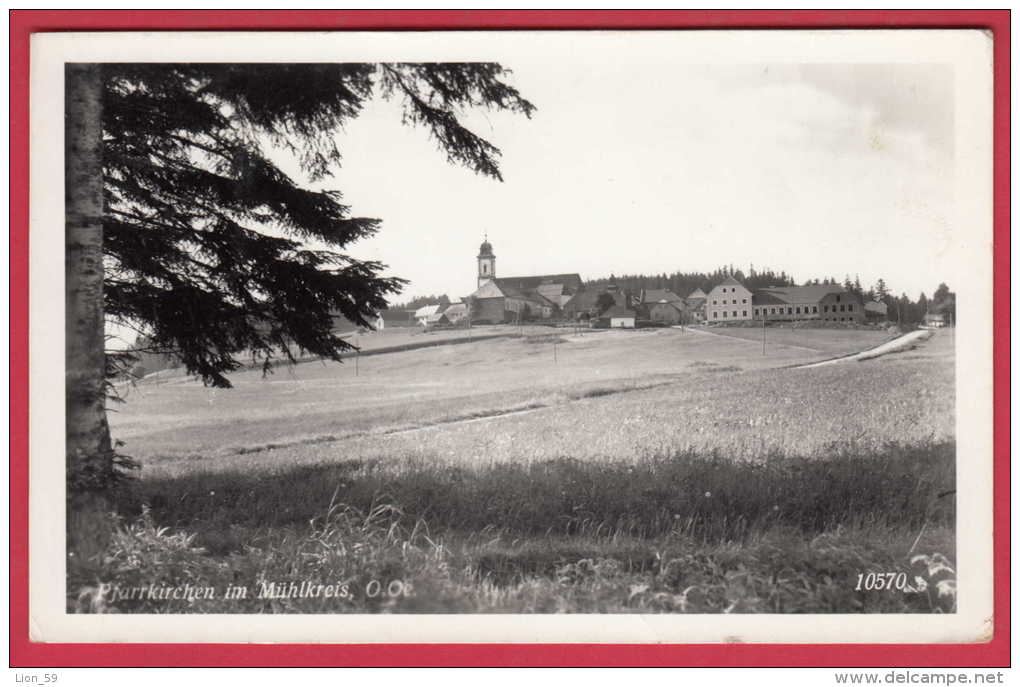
[70,440,956,614]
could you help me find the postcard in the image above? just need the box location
[29,27,994,644]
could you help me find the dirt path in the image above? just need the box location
[795,329,934,369]
[679,325,825,353]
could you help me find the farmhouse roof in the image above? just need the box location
[440,301,467,320]
[602,304,636,318]
[718,276,745,288]
[753,284,849,305]
[641,289,682,304]
[687,288,708,299]
[562,289,602,312]
[752,291,788,306]
[864,300,889,315]
[414,304,442,318]
[649,300,685,312]
[379,309,414,324]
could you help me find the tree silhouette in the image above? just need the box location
[65,63,535,550]
[595,292,617,314]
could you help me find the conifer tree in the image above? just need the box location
[65,63,534,528]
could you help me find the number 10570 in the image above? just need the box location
[855,572,908,591]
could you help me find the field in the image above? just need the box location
[78,326,957,614]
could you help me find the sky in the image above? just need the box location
[281,61,955,304]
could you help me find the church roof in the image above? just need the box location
[495,274,583,293]
[497,282,556,307]
[470,280,506,299]
[536,283,565,302]
[478,239,494,258]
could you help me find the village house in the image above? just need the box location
[414,304,442,326]
[467,237,584,323]
[424,310,449,327]
[379,309,416,327]
[638,288,685,325]
[442,301,469,324]
[560,289,603,320]
[706,276,754,322]
[330,311,385,332]
[864,300,889,322]
[684,288,707,322]
[593,303,637,328]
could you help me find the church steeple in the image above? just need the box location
[477,233,496,288]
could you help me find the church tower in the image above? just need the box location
[477,235,496,288]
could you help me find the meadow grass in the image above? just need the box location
[110,327,873,460]
[74,439,955,614]
[700,325,895,354]
[76,328,957,614]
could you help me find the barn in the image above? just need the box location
[864,300,889,322]
[594,304,636,328]
[639,289,685,325]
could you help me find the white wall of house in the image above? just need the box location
[705,282,753,322]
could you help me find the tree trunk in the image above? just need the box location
[65,63,113,566]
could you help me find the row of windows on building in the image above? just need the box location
[752,304,855,316]
[710,303,857,320]
[712,298,748,305]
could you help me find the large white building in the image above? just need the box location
[705,276,754,322]
[705,277,864,324]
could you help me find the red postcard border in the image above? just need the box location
[9,10,1010,668]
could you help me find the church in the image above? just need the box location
[466,237,584,323]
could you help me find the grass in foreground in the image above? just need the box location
[70,440,956,614]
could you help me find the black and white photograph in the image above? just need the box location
[31,29,993,643]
